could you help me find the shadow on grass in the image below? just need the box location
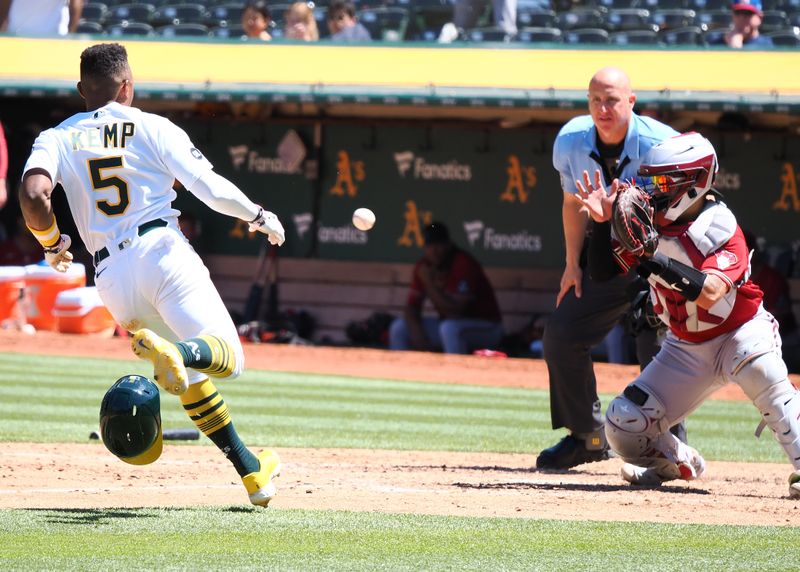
[24,505,257,525]
[452,481,711,495]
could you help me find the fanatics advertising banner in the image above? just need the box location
[175,120,800,269]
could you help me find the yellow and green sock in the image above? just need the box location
[179,378,259,477]
[175,335,236,378]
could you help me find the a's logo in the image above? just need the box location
[229,145,248,171]
[463,220,485,246]
[397,201,432,248]
[330,150,366,197]
[716,250,737,270]
[293,212,313,239]
[190,147,204,160]
[394,151,414,177]
[774,162,800,212]
[186,341,202,361]
[393,150,472,181]
[499,155,536,203]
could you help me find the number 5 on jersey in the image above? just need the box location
[88,156,130,216]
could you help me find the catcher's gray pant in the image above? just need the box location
[606,306,800,470]
[541,267,688,439]
[389,316,504,354]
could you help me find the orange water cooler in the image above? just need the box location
[53,286,117,335]
[24,263,86,331]
[0,266,26,325]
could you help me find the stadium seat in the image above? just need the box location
[268,4,292,25]
[769,27,800,44]
[606,8,651,31]
[609,29,659,44]
[82,3,109,24]
[690,0,731,9]
[211,24,247,38]
[159,23,210,36]
[406,0,455,42]
[107,3,156,25]
[650,8,696,30]
[761,10,790,32]
[516,26,563,42]
[563,27,610,43]
[315,7,330,38]
[106,22,157,36]
[696,9,731,30]
[640,0,688,9]
[76,20,106,34]
[597,0,640,9]
[659,24,703,44]
[702,27,728,44]
[467,26,514,42]
[557,8,606,30]
[153,3,207,27]
[517,8,557,28]
[206,3,245,29]
[357,7,410,41]
[790,11,800,26]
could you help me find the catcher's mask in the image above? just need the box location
[636,132,718,226]
[99,374,162,465]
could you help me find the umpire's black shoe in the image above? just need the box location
[536,434,609,470]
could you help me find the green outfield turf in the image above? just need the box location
[0,351,795,571]
[1,507,799,572]
[0,352,783,462]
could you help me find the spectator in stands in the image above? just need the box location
[0,0,83,35]
[284,1,319,41]
[242,0,273,41]
[388,221,504,355]
[442,0,519,40]
[713,0,773,48]
[327,0,371,42]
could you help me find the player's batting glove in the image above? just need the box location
[611,186,659,258]
[248,207,285,246]
[43,234,74,273]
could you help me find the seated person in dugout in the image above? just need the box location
[389,221,504,355]
[577,132,800,497]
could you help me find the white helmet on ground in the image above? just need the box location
[637,132,719,225]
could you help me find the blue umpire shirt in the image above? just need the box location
[553,113,679,195]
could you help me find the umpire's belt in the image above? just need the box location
[93,219,168,266]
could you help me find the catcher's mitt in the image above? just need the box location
[612,186,658,257]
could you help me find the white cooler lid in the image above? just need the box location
[53,286,105,316]
[0,266,26,280]
[24,262,86,280]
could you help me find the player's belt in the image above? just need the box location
[93,219,169,266]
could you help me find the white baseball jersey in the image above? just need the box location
[23,102,213,255]
[8,0,70,36]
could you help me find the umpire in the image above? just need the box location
[537,66,687,470]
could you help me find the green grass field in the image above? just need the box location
[0,352,796,571]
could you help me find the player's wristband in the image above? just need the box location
[27,217,61,248]
[640,252,706,301]
[247,207,264,224]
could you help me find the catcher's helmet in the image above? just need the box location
[99,374,163,465]
[637,132,718,226]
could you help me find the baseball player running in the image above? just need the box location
[18,43,285,507]
[576,132,800,497]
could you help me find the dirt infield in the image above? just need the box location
[2,330,799,525]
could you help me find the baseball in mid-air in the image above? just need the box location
[352,207,376,231]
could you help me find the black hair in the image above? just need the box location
[328,0,356,18]
[245,0,272,20]
[80,43,129,81]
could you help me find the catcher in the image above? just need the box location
[576,132,800,497]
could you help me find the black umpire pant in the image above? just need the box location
[543,266,688,442]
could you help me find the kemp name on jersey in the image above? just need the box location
[69,120,135,150]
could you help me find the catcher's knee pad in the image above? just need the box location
[749,373,800,469]
[605,384,670,459]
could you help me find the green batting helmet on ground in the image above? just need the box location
[99,374,163,465]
